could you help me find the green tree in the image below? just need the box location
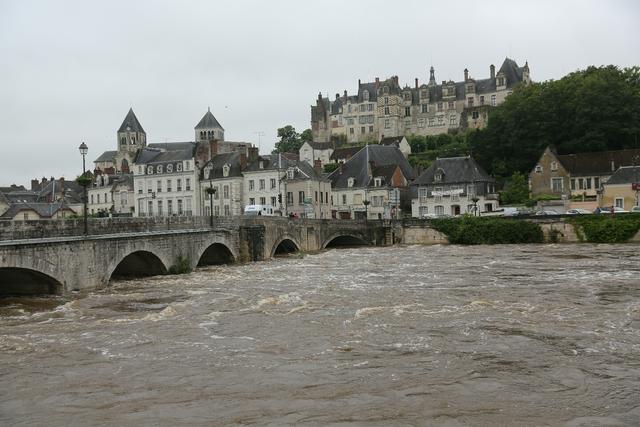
[273,125,303,153]
[499,172,530,205]
[471,65,640,180]
[300,128,313,143]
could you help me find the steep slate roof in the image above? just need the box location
[329,145,414,189]
[380,136,405,146]
[306,141,333,150]
[118,108,145,133]
[557,148,640,176]
[604,166,640,185]
[136,142,195,164]
[244,154,294,172]
[288,160,330,182]
[94,150,118,163]
[0,202,75,219]
[497,57,524,88]
[330,146,361,161]
[195,108,224,130]
[201,152,244,180]
[414,156,494,185]
[38,179,83,204]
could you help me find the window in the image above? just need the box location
[342,194,347,205]
[249,180,254,190]
[384,119,390,129]
[363,90,369,101]
[435,205,444,216]
[185,161,190,170]
[91,194,94,204]
[491,94,497,106]
[168,200,173,215]
[260,197,266,205]
[320,192,324,203]
[325,192,328,204]
[535,165,542,173]
[419,206,428,217]
[97,194,101,204]
[120,191,127,206]
[214,186,219,199]
[167,164,173,173]
[404,92,411,101]
[594,177,600,189]
[369,126,374,133]
[147,166,153,174]
[214,206,219,216]
[468,97,474,107]
[367,103,373,111]
[224,205,230,216]
[148,200,153,215]
[177,199,183,215]
[287,169,294,179]
[223,185,229,198]
[138,187,142,194]
[437,102,443,111]
[271,196,277,206]
[384,106,390,115]
[186,178,191,191]
[448,101,454,110]
[472,111,479,119]
[585,178,592,189]
[361,126,365,134]
[552,177,563,192]
[286,192,293,204]
[615,197,624,209]
[374,177,382,187]
[421,90,428,99]
[157,180,162,193]
[353,194,362,205]
[177,179,182,191]
[428,117,435,127]
[348,177,355,187]
[551,161,558,171]
[249,197,255,205]
[449,115,457,126]
[177,163,183,172]
[138,166,142,174]
[421,104,428,113]
[222,164,230,177]
[157,200,163,216]
[347,104,352,113]
[298,191,305,203]
[270,178,276,189]
[157,165,163,174]
[405,107,411,117]
[467,184,476,196]
[384,96,389,104]
[419,188,428,203]
[259,179,265,190]
[578,179,584,190]
[349,128,354,134]
[437,116,444,126]
[570,179,576,190]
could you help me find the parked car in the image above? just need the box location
[596,206,628,214]
[566,208,592,215]
[534,210,559,216]
[631,205,640,213]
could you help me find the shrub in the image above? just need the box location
[431,215,543,245]
[569,215,640,243]
[169,256,192,274]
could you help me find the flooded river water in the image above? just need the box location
[1,244,640,426]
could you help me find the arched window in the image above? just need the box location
[167,164,173,173]
[177,163,183,172]
[157,165,163,174]
[147,166,153,174]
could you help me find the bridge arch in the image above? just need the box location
[196,241,236,267]
[107,250,168,281]
[0,267,64,296]
[271,235,301,257]
[322,232,370,249]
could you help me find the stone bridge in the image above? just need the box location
[0,216,398,295]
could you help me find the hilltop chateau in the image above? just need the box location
[311,58,530,143]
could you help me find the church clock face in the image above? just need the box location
[126,126,131,131]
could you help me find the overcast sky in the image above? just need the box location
[1,0,639,186]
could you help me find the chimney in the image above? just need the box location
[41,177,47,185]
[415,78,419,88]
[375,77,379,86]
[611,160,615,172]
[358,79,361,86]
[318,92,322,101]
[335,93,339,100]
[248,147,259,162]
[240,153,247,170]
[490,64,495,79]
[314,159,322,174]
[59,177,64,194]
[464,68,469,81]
[343,89,347,97]
[31,179,39,191]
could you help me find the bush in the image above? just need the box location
[569,215,640,243]
[168,256,192,274]
[431,215,544,245]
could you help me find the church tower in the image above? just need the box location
[115,108,146,173]
[195,107,224,142]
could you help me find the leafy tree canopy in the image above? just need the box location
[499,171,530,205]
[470,65,640,179]
[273,125,303,153]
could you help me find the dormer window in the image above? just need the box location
[177,163,183,172]
[404,92,411,101]
[434,168,444,182]
[374,177,382,187]
[551,161,558,171]
[348,177,355,187]
[383,86,389,95]
[363,90,369,101]
[287,168,295,179]
[167,164,173,173]
[259,161,264,169]
[535,165,543,173]
[157,165,163,174]
[222,163,230,177]
[147,166,153,175]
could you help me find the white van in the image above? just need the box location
[243,205,275,216]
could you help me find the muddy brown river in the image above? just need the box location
[1,244,639,426]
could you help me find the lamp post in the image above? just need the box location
[206,179,217,226]
[78,142,89,235]
[363,199,370,221]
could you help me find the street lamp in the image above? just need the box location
[78,142,89,235]
[206,179,217,226]
[363,199,370,221]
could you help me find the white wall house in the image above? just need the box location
[243,154,290,213]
